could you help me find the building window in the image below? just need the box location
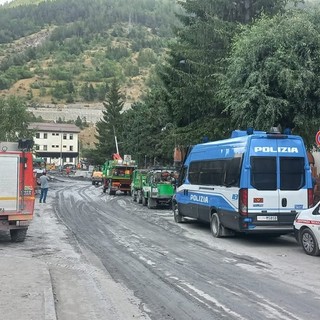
[63,134,67,139]
[43,133,48,139]
[43,145,47,151]
[36,145,40,150]
[36,132,40,139]
[70,134,73,140]
[63,145,67,148]
[52,133,58,136]
[69,146,73,151]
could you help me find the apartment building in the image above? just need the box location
[28,122,80,167]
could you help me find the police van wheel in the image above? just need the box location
[10,228,27,242]
[301,228,320,256]
[173,202,184,223]
[210,213,222,238]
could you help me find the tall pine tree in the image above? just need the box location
[95,78,124,163]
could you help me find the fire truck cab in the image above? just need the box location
[0,140,35,242]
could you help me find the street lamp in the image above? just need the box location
[161,123,176,146]
[60,128,63,171]
[161,123,177,167]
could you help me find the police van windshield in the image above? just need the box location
[250,156,305,191]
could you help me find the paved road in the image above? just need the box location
[53,181,320,320]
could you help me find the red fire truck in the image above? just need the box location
[0,140,35,242]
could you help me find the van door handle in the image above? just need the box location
[282,198,287,207]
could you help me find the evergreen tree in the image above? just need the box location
[75,116,83,129]
[95,78,124,162]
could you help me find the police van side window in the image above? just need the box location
[189,162,201,184]
[251,157,277,190]
[280,157,305,190]
[225,157,241,187]
[188,158,241,186]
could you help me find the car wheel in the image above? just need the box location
[173,201,184,223]
[210,213,222,238]
[301,228,320,256]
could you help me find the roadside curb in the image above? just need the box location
[0,255,57,320]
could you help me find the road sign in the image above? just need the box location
[316,131,320,145]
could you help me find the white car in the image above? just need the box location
[294,202,320,256]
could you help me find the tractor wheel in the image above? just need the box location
[148,197,157,209]
[137,190,143,204]
[142,194,147,206]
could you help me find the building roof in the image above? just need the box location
[28,122,80,133]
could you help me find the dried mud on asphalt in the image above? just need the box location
[1,177,320,320]
[0,178,151,320]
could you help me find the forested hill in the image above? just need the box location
[0,0,180,104]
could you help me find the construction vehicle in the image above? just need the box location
[142,168,176,209]
[131,169,148,203]
[91,166,103,185]
[102,154,137,195]
[0,140,35,242]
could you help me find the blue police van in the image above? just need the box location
[173,128,314,237]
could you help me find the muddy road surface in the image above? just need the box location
[47,179,320,320]
[2,177,317,320]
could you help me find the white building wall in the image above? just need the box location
[34,131,79,165]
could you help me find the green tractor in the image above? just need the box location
[102,154,137,196]
[142,168,176,209]
[131,169,148,203]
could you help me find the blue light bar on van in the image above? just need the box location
[283,128,292,135]
[247,127,254,135]
[266,134,288,139]
[231,129,266,138]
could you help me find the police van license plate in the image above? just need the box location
[257,216,278,221]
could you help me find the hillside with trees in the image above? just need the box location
[0,0,181,104]
[2,0,320,167]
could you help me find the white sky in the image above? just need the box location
[0,0,14,5]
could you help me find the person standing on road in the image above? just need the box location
[39,171,50,203]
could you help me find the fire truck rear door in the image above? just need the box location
[0,155,19,212]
